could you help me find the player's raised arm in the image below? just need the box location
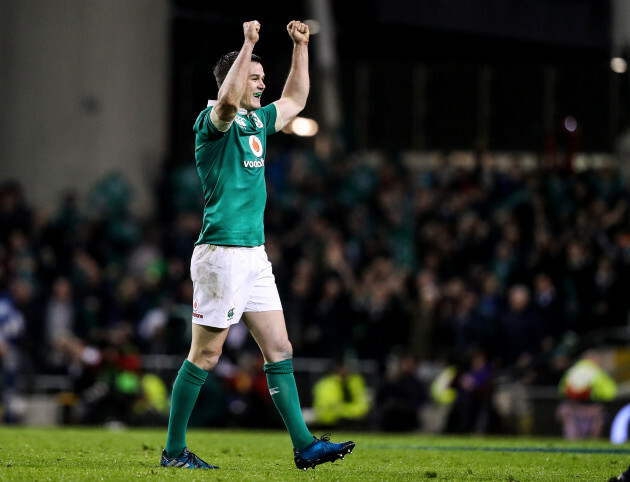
[213,20,260,123]
[274,20,310,128]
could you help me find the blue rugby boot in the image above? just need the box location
[293,434,355,470]
[160,447,219,469]
[610,465,630,481]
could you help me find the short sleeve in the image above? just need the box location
[256,104,280,136]
[193,107,225,140]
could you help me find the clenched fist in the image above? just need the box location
[287,20,309,44]
[243,20,260,44]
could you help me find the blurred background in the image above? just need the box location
[2,0,630,439]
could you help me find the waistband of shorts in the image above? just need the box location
[196,244,264,251]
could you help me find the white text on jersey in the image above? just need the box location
[243,159,265,168]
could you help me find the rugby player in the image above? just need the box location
[160,19,355,471]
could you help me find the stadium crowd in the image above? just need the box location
[1,148,629,429]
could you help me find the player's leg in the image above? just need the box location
[161,324,227,468]
[162,243,262,468]
[243,310,313,448]
[242,245,355,469]
[243,310,355,470]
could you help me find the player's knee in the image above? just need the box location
[271,341,293,362]
[190,347,222,371]
[282,341,293,360]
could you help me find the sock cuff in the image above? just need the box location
[179,359,208,386]
[263,358,293,374]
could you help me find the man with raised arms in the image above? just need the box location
[160,19,355,471]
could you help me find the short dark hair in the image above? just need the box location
[213,51,262,88]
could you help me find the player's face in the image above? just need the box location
[241,62,265,112]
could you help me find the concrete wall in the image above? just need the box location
[0,0,169,215]
[613,0,630,54]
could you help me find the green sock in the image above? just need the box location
[165,359,208,457]
[264,359,314,449]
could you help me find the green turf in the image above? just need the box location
[0,427,628,480]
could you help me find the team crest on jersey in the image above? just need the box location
[251,113,263,128]
[193,299,199,311]
[234,116,247,127]
[249,135,264,157]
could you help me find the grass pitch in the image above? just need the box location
[0,427,628,480]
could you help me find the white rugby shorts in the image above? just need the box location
[190,244,282,328]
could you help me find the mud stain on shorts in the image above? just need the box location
[195,262,223,301]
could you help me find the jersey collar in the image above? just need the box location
[207,100,248,116]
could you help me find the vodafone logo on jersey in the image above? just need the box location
[249,135,264,157]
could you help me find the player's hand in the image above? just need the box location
[287,20,309,44]
[243,20,260,44]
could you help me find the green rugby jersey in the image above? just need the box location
[193,102,279,246]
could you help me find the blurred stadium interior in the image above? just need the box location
[3,0,630,438]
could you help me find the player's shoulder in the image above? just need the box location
[251,103,277,126]
[193,106,213,132]
[249,109,266,130]
[258,102,277,115]
[197,105,213,119]
[194,102,237,137]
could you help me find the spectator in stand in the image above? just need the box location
[0,277,25,423]
[592,257,627,328]
[304,274,351,359]
[445,348,499,434]
[563,239,595,335]
[498,284,544,369]
[375,354,426,432]
[532,273,564,344]
[352,257,408,365]
[407,270,440,360]
[3,154,630,428]
[312,360,369,428]
[0,181,32,244]
[557,350,617,440]
[44,276,75,369]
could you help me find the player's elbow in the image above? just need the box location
[281,96,307,117]
[213,100,238,124]
[292,96,308,112]
[216,92,241,111]
[217,85,243,112]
